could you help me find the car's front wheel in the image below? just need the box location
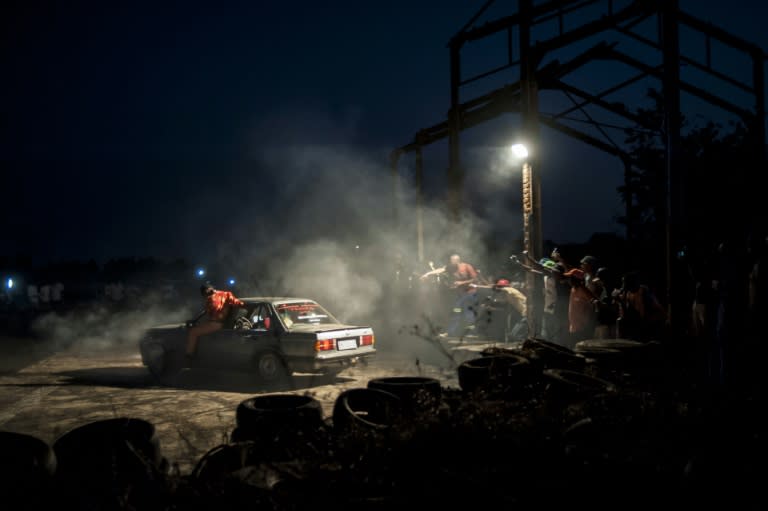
[253,350,290,385]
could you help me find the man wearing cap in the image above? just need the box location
[475,278,528,340]
[563,267,599,345]
[185,283,248,358]
[539,257,563,343]
[580,255,603,297]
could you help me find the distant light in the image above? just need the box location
[6,278,13,289]
[511,143,529,159]
[228,278,236,286]
[196,268,205,277]
[355,245,360,250]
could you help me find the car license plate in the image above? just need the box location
[337,338,358,350]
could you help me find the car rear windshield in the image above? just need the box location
[275,302,339,326]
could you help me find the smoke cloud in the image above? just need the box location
[24,107,523,369]
[29,291,190,353]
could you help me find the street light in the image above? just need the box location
[511,143,529,160]
[509,142,536,338]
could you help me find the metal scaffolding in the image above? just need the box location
[391,0,766,338]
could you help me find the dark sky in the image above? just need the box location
[2,0,766,266]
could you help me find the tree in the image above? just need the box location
[619,88,763,272]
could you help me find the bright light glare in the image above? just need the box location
[511,143,529,159]
[228,278,236,286]
[196,268,205,277]
[6,278,13,289]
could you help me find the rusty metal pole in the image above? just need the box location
[662,0,682,338]
[519,0,542,338]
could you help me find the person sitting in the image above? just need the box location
[185,283,247,358]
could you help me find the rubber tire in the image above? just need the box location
[144,343,182,384]
[234,395,326,461]
[52,418,166,508]
[523,338,585,370]
[191,441,263,483]
[367,376,442,416]
[0,431,56,500]
[235,394,324,435]
[253,350,290,384]
[332,387,403,435]
[458,354,532,393]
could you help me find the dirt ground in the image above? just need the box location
[0,333,498,475]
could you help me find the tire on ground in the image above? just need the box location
[0,431,57,503]
[332,387,404,436]
[457,354,533,394]
[233,394,327,461]
[52,417,168,510]
[366,376,442,416]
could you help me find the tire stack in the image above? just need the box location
[185,394,330,509]
[0,431,57,510]
[52,417,170,511]
[574,339,664,389]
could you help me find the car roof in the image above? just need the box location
[241,297,319,305]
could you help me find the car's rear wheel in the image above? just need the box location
[144,343,181,385]
[253,350,290,384]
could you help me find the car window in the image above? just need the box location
[275,302,338,326]
[249,303,273,330]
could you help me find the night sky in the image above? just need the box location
[2,0,766,266]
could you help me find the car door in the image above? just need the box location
[196,323,241,368]
[247,302,282,347]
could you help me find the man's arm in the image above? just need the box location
[420,266,446,280]
[227,293,247,308]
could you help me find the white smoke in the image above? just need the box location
[29,292,189,352]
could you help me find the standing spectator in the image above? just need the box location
[563,268,597,346]
[39,283,51,310]
[421,253,479,337]
[580,257,616,339]
[27,284,40,310]
[615,271,666,342]
[550,248,575,346]
[593,267,619,338]
[538,257,565,343]
[51,281,64,310]
[489,278,529,341]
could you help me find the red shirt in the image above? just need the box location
[205,290,245,321]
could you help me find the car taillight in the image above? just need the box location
[361,334,374,346]
[315,339,335,351]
